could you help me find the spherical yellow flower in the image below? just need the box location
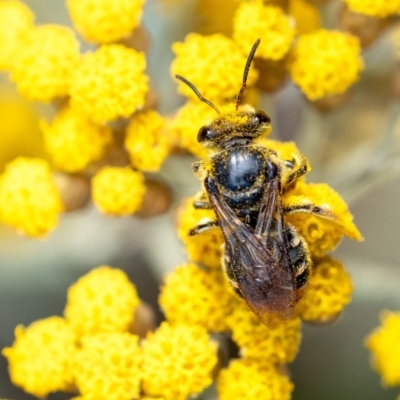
[233,2,296,61]
[70,44,148,123]
[217,358,293,400]
[287,29,363,101]
[343,0,400,18]
[159,263,233,332]
[177,196,224,269]
[0,0,34,71]
[296,256,353,323]
[171,33,258,103]
[142,322,218,400]
[41,106,113,173]
[125,110,170,172]
[73,333,142,400]
[172,101,220,158]
[0,157,63,237]
[66,0,145,43]
[227,299,302,364]
[366,311,400,386]
[92,166,145,216]
[10,24,79,102]
[288,0,321,35]
[284,181,363,257]
[65,266,140,336]
[2,317,75,398]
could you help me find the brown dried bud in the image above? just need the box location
[254,57,288,93]
[130,302,157,338]
[53,172,91,212]
[311,89,353,113]
[338,4,387,48]
[118,25,150,53]
[136,178,173,218]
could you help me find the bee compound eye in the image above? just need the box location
[254,110,271,125]
[197,126,216,143]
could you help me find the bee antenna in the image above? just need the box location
[175,75,220,114]
[236,38,261,111]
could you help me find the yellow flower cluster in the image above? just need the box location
[343,0,400,18]
[64,266,140,336]
[296,256,353,322]
[0,157,63,237]
[366,311,400,386]
[74,333,142,400]
[2,317,75,398]
[159,262,232,332]
[125,110,170,172]
[142,322,218,400]
[171,33,258,103]
[4,266,218,399]
[70,44,148,123]
[66,0,145,43]
[288,0,321,35]
[41,105,113,173]
[0,0,34,71]
[233,2,296,61]
[217,358,293,400]
[287,29,364,101]
[10,24,80,102]
[92,166,145,216]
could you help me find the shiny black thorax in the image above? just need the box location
[210,144,269,219]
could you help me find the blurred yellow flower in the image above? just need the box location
[172,101,218,158]
[73,333,142,400]
[217,358,293,400]
[2,317,75,398]
[65,266,140,336]
[343,0,400,18]
[296,256,353,323]
[0,0,34,71]
[227,298,302,364]
[125,110,170,172]
[171,33,258,104]
[233,2,296,61]
[0,157,63,237]
[285,181,363,257]
[10,24,80,102]
[92,166,145,216]
[287,29,363,101]
[288,0,321,34]
[159,262,232,332]
[66,0,145,43]
[70,44,148,123]
[366,311,400,386]
[142,322,218,400]
[41,105,113,173]
[177,196,224,269]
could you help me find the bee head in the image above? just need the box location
[197,107,271,149]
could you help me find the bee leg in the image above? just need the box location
[282,153,309,185]
[189,220,219,236]
[193,200,212,209]
[223,256,242,298]
[283,202,337,221]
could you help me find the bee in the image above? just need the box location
[175,39,336,327]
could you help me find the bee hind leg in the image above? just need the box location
[283,201,337,221]
[189,220,219,236]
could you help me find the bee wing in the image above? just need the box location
[204,177,295,326]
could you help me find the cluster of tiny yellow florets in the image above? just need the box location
[41,105,113,172]
[233,1,296,61]
[343,0,400,18]
[171,33,258,104]
[365,311,400,387]
[92,166,146,216]
[66,0,145,43]
[70,44,148,123]
[11,24,80,102]
[287,29,364,101]
[0,0,34,71]
[3,266,218,399]
[0,157,63,237]
[125,110,170,172]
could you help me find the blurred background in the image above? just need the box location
[1,0,400,399]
